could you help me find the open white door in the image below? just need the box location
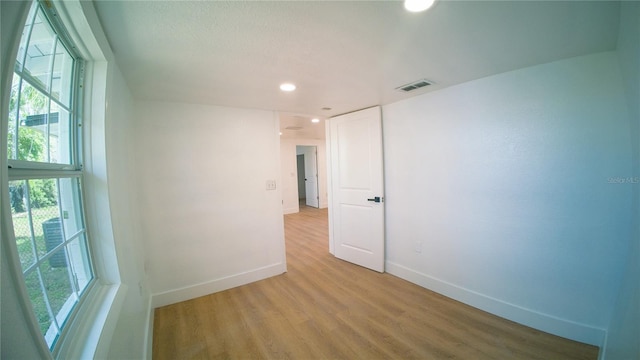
[327,106,384,272]
[304,147,319,208]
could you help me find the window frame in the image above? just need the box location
[4,0,97,356]
[8,0,84,171]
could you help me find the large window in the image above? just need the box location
[6,0,94,351]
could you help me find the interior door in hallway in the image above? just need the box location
[327,106,384,272]
[304,146,319,208]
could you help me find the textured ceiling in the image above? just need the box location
[93,0,620,135]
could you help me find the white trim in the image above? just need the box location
[143,296,154,360]
[325,120,335,255]
[151,262,287,308]
[8,160,80,172]
[385,260,607,348]
[599,331,608,360]
[283,206,299,214]
[55,283,124,359]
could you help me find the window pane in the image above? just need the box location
[17,81,48,162]
[10,179,63,267]
[37,215,63,263]
[58,178,93,292]
[39,260,76,329]
[24,269,59,345]
[15,80,73,165]
[58,177,83,238]
[28,180,61,263]
[10,180,36,269]
[66,236,92,294]
[7,74,20,159]
[48,103,71,164]
[10,177,92,350]
[51,39,74,106]
[9,179,63,269]
[24,8,56,91]
[15,2,38,71]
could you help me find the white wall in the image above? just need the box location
[280,138,328,214]
[604,2,640,359]
[134,101,286,307]
[382,51,632,347]
[103,57,151,360]
[64,2,152,357]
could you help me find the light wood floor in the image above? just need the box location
[152,205,599,359]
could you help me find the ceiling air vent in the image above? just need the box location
[396,79,433,92]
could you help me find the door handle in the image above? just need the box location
[367,196,382,203]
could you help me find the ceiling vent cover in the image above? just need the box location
[396,79,433,92]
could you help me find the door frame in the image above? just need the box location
[325,106,384,270]
[282,139,328,214]
[298,145,319,208]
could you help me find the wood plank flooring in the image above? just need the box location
[152,205,599,359]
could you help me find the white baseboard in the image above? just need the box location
[143,295,154,360]
[598,332,608,360]
[283,207,299,214]
[386,261,607,348]
[151,262,287,308]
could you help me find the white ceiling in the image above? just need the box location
[93,0,620,138]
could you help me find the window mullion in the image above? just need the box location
[15,68,73,115]
[12,76,23,160]
[15,70,53,106]
[55,178,79,297]
[49,94,71,113]
[45,97,52,163]
[63,229,85,243]
[23,235,72,274]
[73,62,83,167]
[45,37,58,163]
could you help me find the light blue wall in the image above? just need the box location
[604,2,640,359]
[383,51,632,347]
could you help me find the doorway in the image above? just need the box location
[296,145,319,208]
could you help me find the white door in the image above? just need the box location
[327,106,384,272]
[304,147,319,208]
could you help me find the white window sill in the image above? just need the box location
[54,282,126,360]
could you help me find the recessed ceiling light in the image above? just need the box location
[311,118,320,123]
[404,0,435,12]
[280,83,296,92]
